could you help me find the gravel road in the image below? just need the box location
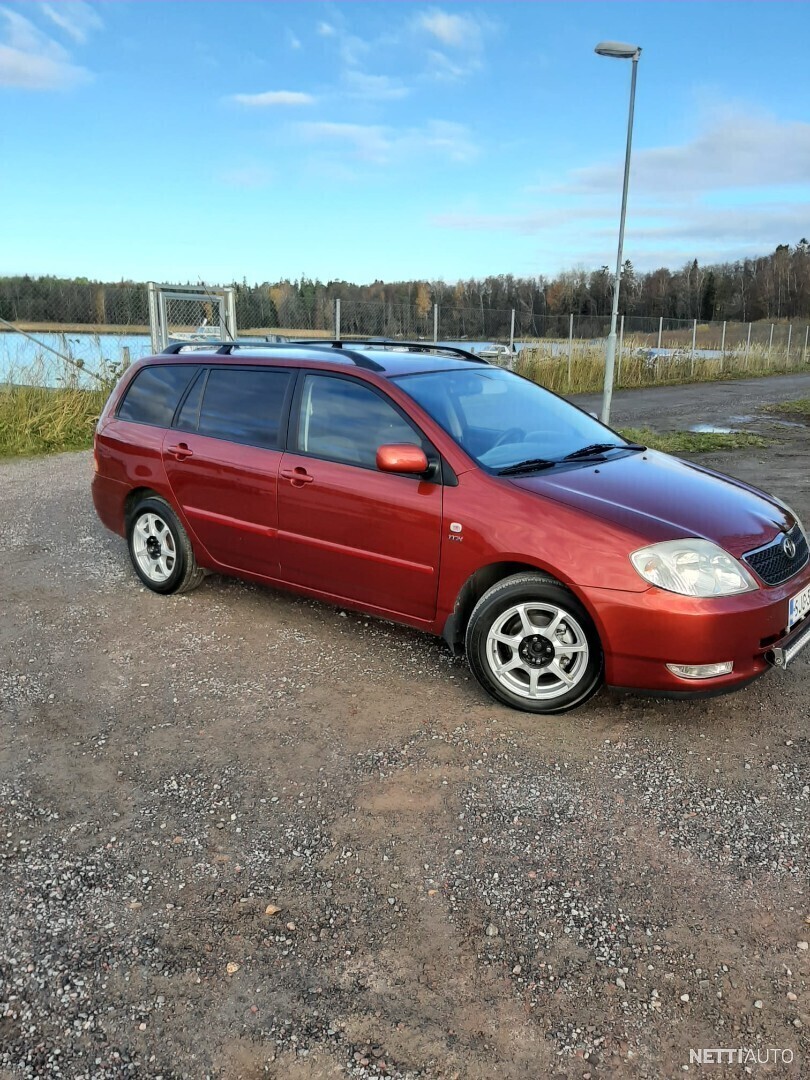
[1,375,808,1079]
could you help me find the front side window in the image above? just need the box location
[295,375,421,469]
[395,366,629,470]
[196,368,291,449]
[117,364,199,427]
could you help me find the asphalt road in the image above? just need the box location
[1,374,808,1079]
[571,371,810,430]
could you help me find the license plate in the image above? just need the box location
[788,582,810,629]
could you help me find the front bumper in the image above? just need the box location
[581,565,810,694]
[769,615,810,669]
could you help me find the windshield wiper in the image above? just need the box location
[562,441,646,461]
[498,457,558,476]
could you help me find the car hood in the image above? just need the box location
[508,449,789,557]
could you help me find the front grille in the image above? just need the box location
[744,524,809,586]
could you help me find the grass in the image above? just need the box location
[0,339,785,460]
[618,426,768,454]
[515,337,808,396]
[0,383,107,458]
[764,398,810,418]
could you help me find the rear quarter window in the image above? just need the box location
[117,365,199,427]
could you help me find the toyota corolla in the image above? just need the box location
[91,340,810,714]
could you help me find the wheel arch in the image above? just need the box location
[442,559,580,653]
[123,487,163,528]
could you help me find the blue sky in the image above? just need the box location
[1,1,809,285]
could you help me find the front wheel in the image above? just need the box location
[127,496,205,595]
[465,573,603,713]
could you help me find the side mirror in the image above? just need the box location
[376,443,429,474]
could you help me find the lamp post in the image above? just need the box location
[595,40,642,425]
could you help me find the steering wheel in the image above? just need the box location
[492,426,526,448]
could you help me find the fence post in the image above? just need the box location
[567,313,573,392]
[786,323,792,366]
[804,326,809,367]
[768,322,774,361]
[690,318,697,376]
[509,308,515,354]
[617,314,625,385]
[720,321,726,373]
[746,322,752,362]
[334,298,341,340]
[147,281,161,353]
[433,303,438,344]
[657,315,663,351]
[121,346,131,370]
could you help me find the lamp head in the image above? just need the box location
[595,41,642,60]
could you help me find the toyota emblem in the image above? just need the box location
[782,535,797,560]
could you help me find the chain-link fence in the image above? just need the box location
[2,278,809,391]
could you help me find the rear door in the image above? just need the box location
[162,365,293,577]
[277,372,443,621]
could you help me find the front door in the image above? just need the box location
[277,373,442,621]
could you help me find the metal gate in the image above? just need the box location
[147,282,237,353]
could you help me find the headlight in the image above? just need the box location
[630,539,758,597]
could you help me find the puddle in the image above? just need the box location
[763,418,806,428]
[689,424,738,434]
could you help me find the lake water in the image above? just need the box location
[0,330,154,386]
[1,328,723,387]
[0,331,530,386]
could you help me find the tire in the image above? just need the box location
[465,572,603,714]
[126,496,205,595]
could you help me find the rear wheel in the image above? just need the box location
[465,572,603,713]
[127,496,204,595]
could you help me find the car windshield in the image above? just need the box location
[394,366,631,471]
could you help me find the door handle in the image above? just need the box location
[167,443,193,460]
[281,466,314,486]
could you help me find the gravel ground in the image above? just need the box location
[1,376,808,1079]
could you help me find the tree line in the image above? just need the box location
[1,241,809,338]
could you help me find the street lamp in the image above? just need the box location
[594,40,642,425]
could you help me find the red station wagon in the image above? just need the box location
[92,340,810,714]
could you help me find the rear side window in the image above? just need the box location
[196,368,291,449]
[117,365,199,427]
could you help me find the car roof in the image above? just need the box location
[156,339,492,378]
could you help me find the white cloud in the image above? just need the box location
[298,122,390,164]
[420,120,478,162]
[297,119,478,167]
[416,8,481,49]
[425,47,476,81]
[287,30,301,50]
[0,6,91,89]
[433,207,613,233]
[566,108,810,194]
[432,197,810,273]
[343,70,409,101]
[314,15,369,68]
[41,2,101,44]
[413,8,490,80]
[429,105,810,271]
[231,90,315,107]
